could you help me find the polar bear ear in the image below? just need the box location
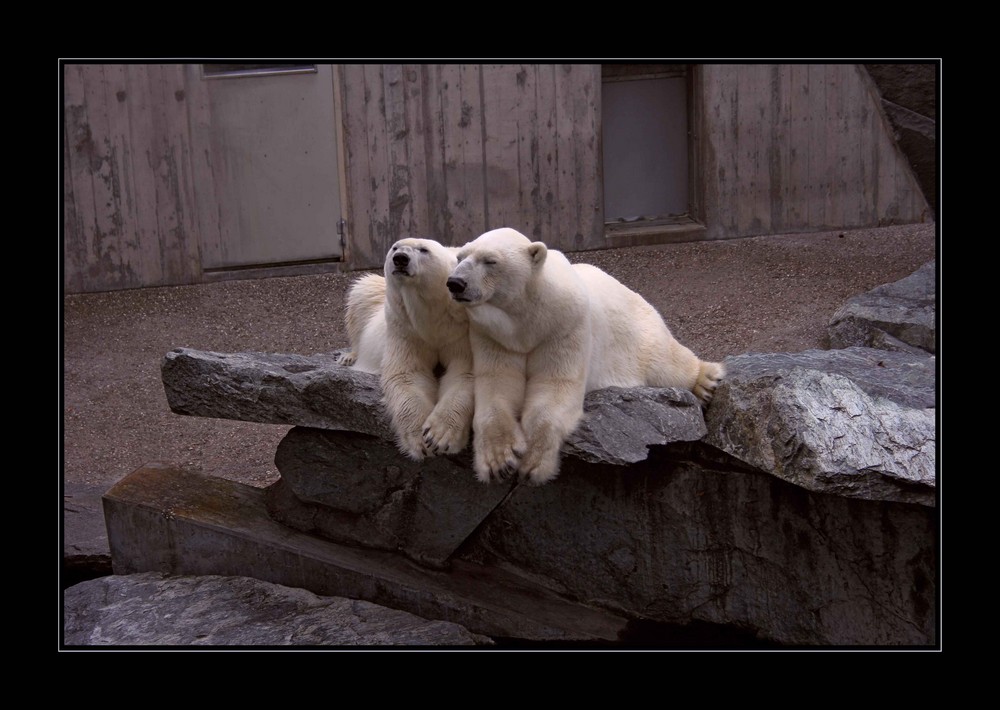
[528,241,548,266]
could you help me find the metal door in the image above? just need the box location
[199,64,343,269]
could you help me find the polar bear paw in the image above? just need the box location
[516,424,563,485]
[337,350,358,367]
[397,430,430,461]
[474,422,527,483]
[422,411,470,456]
[692,361,726,406]
[517,448,562,486]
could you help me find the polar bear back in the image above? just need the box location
[574,263,701,393]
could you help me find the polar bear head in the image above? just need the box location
[447,228,547,307]
[384,238,459,289]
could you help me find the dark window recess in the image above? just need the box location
[602,64,687,82]
[203,63,317,78]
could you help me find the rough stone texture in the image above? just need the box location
[63,484,113,587]
[828,261,936,354]
[704,347,935,506]
[64,572,492,646]
[262,386,708,566]
[461,445,936,646]
[161,348,391,440]
[102,464,630,643]
[269,427,511,568]
[563,386,707,464]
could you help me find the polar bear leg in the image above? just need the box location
[470,337,527,483]
[517,345,588,485]
[422,346,474,455]
[646,334,726,407]
[381,337,439,460]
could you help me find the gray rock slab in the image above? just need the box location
[161,348,391,439]
[64,572,492,646]
[828,261,936,353]
[704,348,936,506]
[102,463,629,643]
[63,484,112,585]
[564,386,707,465]
[463,445,936,646]
[269,427,511,568]
[160,349,708,464]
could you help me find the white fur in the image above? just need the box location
[448,227,725,486]
[341,238,474,460]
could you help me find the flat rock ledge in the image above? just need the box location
[161,348,708,466]
[162,345,935,507]
[64,572,491,646]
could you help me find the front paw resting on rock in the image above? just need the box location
[517,448,562,486]
[516,424,563,485]
[422,409,470,456]
[396,429,429,461]
[474,420,526,483]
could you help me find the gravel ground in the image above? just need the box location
[62,222,937,492]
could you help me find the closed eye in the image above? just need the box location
[483,260,497,266]
[419,247,429,253]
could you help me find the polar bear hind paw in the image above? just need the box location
[693,361,726,406]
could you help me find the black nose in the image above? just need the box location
[393,253,409,267]
[446,277,466,294]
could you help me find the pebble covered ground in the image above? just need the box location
[62,222,937,491]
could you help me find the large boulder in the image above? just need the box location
[828,261,935,354]
[705,347,935,507]
[462,446,935,646]
[267,428,510,569]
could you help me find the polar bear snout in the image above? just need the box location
[390,250,413,276]
[447,276,480,303]
[446,277,466,294]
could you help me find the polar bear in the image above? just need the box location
[340,238,474,460]
[446,227,725,485]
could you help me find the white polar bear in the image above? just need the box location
[340,238,474,460]
[447,227,725,486]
